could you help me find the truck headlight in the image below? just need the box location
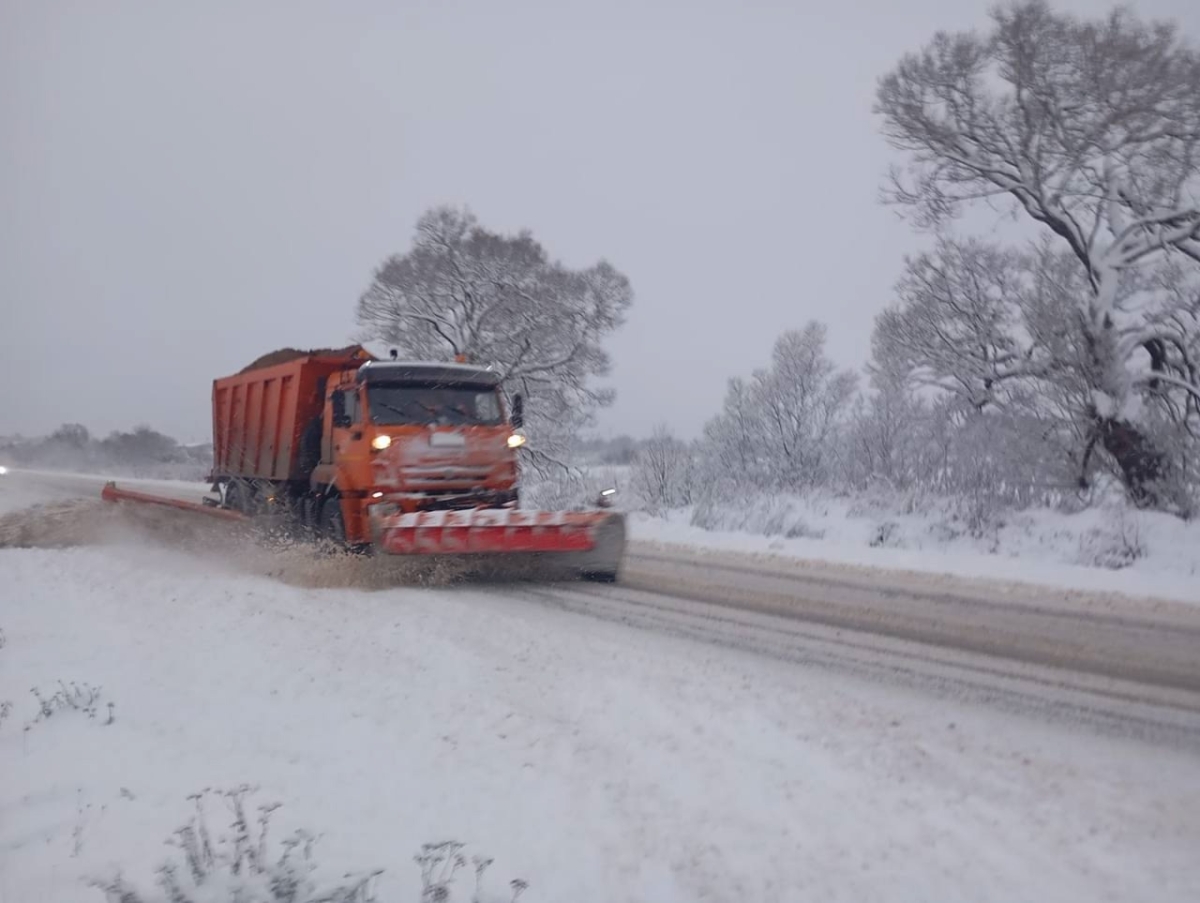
[507,433,526,448]
[371,435,392,450]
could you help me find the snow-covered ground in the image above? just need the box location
[528,464,1200,603]
[627,495,1200,604]
[1,476,1199,902]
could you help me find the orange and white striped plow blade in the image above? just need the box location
[373,508,613,556]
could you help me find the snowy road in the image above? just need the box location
[522,577,1200,751]
[615,548,1200,736]
[2,468,1199,901]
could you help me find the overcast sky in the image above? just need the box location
[3,0,1198,443]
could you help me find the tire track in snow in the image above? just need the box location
[505,580,1200,752]
[617,550,1200,695]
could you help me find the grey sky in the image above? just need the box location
[3,0,1198,444]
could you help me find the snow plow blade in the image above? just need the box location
[370,508,627,581]
[100,482,247,523]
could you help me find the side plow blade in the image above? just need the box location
[101,482,247,522]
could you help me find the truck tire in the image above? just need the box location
[319,496,347,547]
[224,479,247,514]
[299,495,321,538]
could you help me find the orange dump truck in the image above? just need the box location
[102,346,625,581]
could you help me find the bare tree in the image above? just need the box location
[702,321,857,491]
[101,425,180,464]
[846,351,935,492]
[49,423,90,449]
[357,206,632,468]
[630,424,695,512]
[875,238,1069,410]
[701,376,758,485]
[759,324,859,486]
[873,236,1099,478]
[876,0,1200,509]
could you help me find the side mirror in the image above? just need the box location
[511,393,524,429]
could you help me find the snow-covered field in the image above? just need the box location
[2,474,1199,902]
[626,494,1200,604]
[535,464,1200,603]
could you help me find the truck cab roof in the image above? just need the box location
[356,360,502,388]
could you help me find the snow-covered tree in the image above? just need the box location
[872,237,1098,484]
[876,0,1200,510]
[630,424,695,512]
[845,351,935,492]
[701,322,857,491]
[357,206,633,468]
[49,423,90,449]
[876,238,1057,411]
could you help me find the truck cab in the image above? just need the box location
[310,361,525,543]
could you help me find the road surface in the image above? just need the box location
[6,467,1200,748]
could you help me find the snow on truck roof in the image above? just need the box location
[356,359,501,387]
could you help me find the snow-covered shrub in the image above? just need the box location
[520,464,627,512]
[869,521,903,549]
[1076,511,1146,570]
[690,491,824,539]
[783,517,824,540]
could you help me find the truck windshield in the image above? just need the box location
[367,383,504,426]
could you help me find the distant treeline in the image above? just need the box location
[0,423,212,481]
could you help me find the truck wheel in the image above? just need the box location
[299,495,321,539]
[319,496,347,547]
[224,480,246,514]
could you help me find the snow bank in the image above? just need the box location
[628,492,1200,604]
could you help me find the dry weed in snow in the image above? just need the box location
[93,786,382,903]
[27,680,110,728]
[90,788,527,903]
[415,840,529,903]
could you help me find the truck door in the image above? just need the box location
[329,387,369,473]
[327,386,373,542]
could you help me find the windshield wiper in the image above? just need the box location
[371,399,421,423]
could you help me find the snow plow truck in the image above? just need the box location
[101,345,626,581]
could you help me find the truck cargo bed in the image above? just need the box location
[212,347,372,482]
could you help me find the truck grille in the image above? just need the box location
[399,466,493,489]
